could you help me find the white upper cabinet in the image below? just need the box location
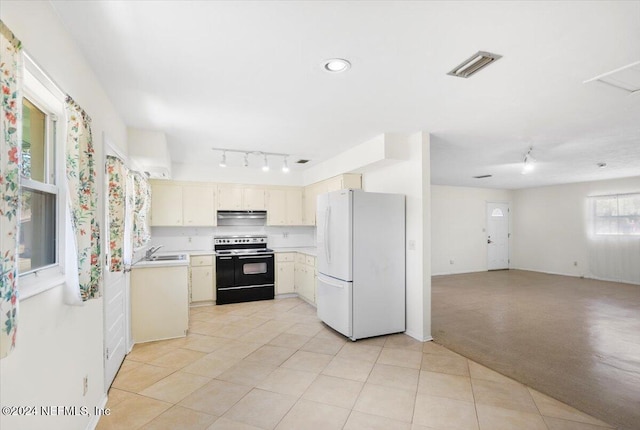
[266,189,287,225]
[183,185,216,226]
[218,184,265,210]
[267,188,303,226]
[243,187,266,210]
[151,183,183,226]
[217,184,243,210]
[286,189,303,225]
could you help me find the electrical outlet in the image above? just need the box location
[408,240,416,250]
[188,237,192,243]
[83,375,88,396]
[574,261,578,267]
[449,259,454,265]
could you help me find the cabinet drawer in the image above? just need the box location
[305,255,316,266]
[295,253,306,264]
[191,255,214,266]
[276,253,295,262]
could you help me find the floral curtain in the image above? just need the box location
[132,172,151,249]
[0,21,22,358]
[106,155,128,272]
[65,96,101,300]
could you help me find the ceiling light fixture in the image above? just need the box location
[597,162,607,169]
[521,147,536,175]
[323,58,351,73]
[448,51,502,78]
[213,148,292,173]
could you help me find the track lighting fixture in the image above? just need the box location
[521,147,536,174]
[212,148,291,173]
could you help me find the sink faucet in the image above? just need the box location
[145,245,164,259]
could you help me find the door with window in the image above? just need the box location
[487,202,510,270]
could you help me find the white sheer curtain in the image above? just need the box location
[587,195,640,285]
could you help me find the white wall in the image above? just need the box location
[172,163,305,186]
[512,176,640,282]
[431,185,513,275]
[1,2,127,429]
[149,225,316,252]
[361,133,432,341]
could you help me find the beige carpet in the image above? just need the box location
[432,269,640,430]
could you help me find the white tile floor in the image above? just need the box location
[99,298,615,430]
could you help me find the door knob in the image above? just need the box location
[487,239,493,244]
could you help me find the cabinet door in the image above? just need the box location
[218,185,242,210]
[294,263,304,294]
[276,261,295,294]
[266,189,287,225]
[244,187,265,210]
[191,266,214,302]
[151,184,183,226]
[302,186,317,226]
[183,186,216,226]
[325,176,343,193]
[286,189,303,225]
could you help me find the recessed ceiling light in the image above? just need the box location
[323,58,351,73]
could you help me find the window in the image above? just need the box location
[19,97,58,274]
[593,193,640,236]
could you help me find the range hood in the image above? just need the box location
[217,211,266,226]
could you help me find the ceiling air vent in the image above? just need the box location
[296,159,310,164]
[448,51,502,78]
[583,61,640,94]
[473,174,493,179]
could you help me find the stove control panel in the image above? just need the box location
[214,235,267,246]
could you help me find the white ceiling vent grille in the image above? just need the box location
[447,51,502,78]
[584,61,640,94]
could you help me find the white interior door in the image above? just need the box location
[103,139,130,388]
[487,202,510,270]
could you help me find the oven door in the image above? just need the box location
[234,254,274,287]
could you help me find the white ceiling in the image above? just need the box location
[50,0,640,189]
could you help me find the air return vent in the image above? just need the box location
[448,51,502,78]
[296,159,310,164]
[473,174,493,179]
[583,61,640,94]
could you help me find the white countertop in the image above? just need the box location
[273,247,317,256]
[137,247,318,258]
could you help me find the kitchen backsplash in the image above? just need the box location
[148,226,316,252]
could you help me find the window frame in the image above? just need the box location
[592,192,640,237]
[18,53,68,299]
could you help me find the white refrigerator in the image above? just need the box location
[316,189,405,341]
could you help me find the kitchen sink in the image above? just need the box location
[145,254,187,261]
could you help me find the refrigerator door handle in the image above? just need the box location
[324,206,331,263]
[318,274,345,289]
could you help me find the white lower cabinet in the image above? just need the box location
[190,255,216,304]
[131,265,189,343]
[276,253,296,295]
[294,253,316,304]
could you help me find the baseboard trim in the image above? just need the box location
[86,394,108,430]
